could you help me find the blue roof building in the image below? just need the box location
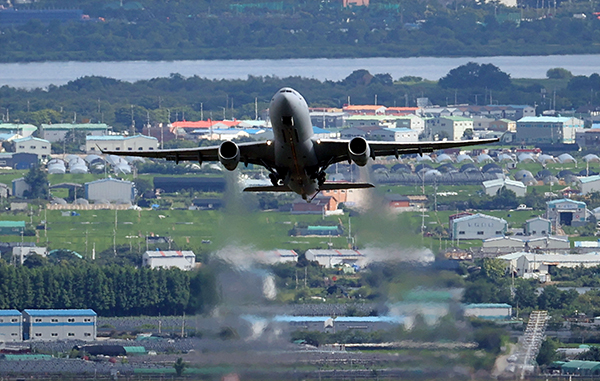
[23,309,96,341]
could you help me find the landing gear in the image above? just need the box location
[269,172,284,186]
[317,171,326,186]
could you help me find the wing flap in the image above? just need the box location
[319,182,375,190]
[243,185,292,192]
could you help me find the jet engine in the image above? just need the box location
[348,137,371,166]
[218,141,240,171]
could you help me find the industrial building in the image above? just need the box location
[12,246,48,265]
[85,178,135,204]
[256,249,298,264]
[482,235,570,252]
[498,252,600,278]
[40,123,110,143]
[516,116,584,144]
[426,116,474,140]
[272,315,404,333]
[482,178,527,197]
[579,175,600,195]
[0,310,22,342]
[546,198,587,227]
[86,134,158,153]
[142,250,196,271]
[463,303,512,320]
[13,136,51,161]
[305,249,365,268]
[23,309,96,342]
[450,213,507,240]
[525,217,552,236]
[0,221,25,236]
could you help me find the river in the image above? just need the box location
[2,55,600,89]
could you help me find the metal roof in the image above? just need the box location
[86,134,156,141]
[547,198,586,207]
[143,250,195,258]
[23,309,97,316]
[579,175,600,184]
[12,136,49,144]
[0,221,25,228]
[518,116,578,123]
[464,303,512,309]
[42,123,109,130]
[0,309,21,316]
[452,213,507,224]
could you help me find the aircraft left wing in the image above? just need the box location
[100,141,276,168]
[313,138,500,166]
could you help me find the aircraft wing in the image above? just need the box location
[101,141,276,167]
[314,138,500,166]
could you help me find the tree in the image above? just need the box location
[23,165,49,200]
[173,357,187,377]
[577,346,600,361]
[546,68,573,80]
[537,338,559,366]
[438,62,511,90]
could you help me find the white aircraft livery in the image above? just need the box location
[102,87,498,201]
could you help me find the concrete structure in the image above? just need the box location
[0,310,22,342]
[498,252,600,277]
[579,175,600,195]
[23,309,96,341]
[525,217,552,236]
[450,213,507,240]
[547,198,587,227]
[142,250,196,270]
[426,116,473,140]
[86,134,158,153]
[516,116,584,144]
[482,178,527,197]
[40,123,110,142]
[85,178,135,204]
[463,303,512,320]
[12,246,48,265]
[305,249,365,268]
[13,136,51,161]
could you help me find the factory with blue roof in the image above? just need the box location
[0,309,97,342]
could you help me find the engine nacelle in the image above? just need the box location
[218,141,240,171]
[348,137,371,166]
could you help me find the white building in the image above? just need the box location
[305,249,365,268]
[0,310,22,342]
[256,249,298,264]
[482,178,527,197]
[23,309,96,342]
[11,177,30,198]
[12,246,48,265]
[498,252,600,278]
[463,303,512,320]
[482,235,570,251]
[450,213,507,240]
[142,250,196,270]
[370,128,419,142]
[86,134,158,153]
[13,136,51,161]
[579,175,600,195]
[426,116,473,140]
[85,178,135,204]
[547,198,587,227]
[516,116,584,144]
[525,217,552,236]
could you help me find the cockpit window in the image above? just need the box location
[282,116,294,126]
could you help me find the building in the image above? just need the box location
[525,217,552,236]
[13,136,51,161]
[343,105,386,115]
[516,116,584,145]
[12,246,48,265]
[0,310,22,342]
[305,249,365,268]
[561,360,600,376]
[482,235,570,251]
[271,315,403,333]
[256,249,298,264]
[86,134,158,153]
[0,123,37,138]
[489,119,516,132]
[40,123,110,142]
[498,252,600,278]
[482,178,527,197]
[450,213,507,240]
[85,178,135,204]
[369,128,419,142]
[142,250,196,270]
[11,177,30,198]
[426,116,473,140]
[310,111,347,128]
[579,175,600,195]
[463,303,512,320]
[547,198,587,227]
[0,221,25,236]
[23,309,96,341]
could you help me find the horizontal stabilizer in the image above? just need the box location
[243,185,292,192]
[319,182,375,190]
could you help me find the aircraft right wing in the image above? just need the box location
[101,140,276,168]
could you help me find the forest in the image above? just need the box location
[1,64,600,131]
[1,0,600,62]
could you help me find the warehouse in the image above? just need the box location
[463,303,512,320]
[482,235,570,252]
[546,198,587,227]
[13,136,51,161]
[23,309,96,342]
[525,216,552,236]
[450,213,507,240]
[142,250,196,271]
[498,252,600,277]
[305,249,366,268]
[481,178,527,197]
[41,123,110,142]
[0,310,22,342]
[85,178,135,204]
[579,175,600,195]
[0,221,25,236]
[86,134,158,153]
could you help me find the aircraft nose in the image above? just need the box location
[274,92,295,114]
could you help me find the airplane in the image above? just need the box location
[102,87,499,201]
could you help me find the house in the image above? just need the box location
[40,123,110,142]
[482,178,527,197]
[23,309,96,341]
[525,217,552,236]
[450,213,507,240]
[142,250,196,271]
[546,198,587,227]
[13,136,51,161]
[516,116,584,145]
[85,178,135,204]
[426,116,474,140]
[86,134,158,153]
